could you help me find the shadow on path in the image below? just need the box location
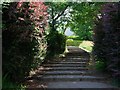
[24,46,119,90]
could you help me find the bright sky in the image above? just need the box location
[65,27,74,36]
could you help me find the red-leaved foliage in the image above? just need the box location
[17,1,48,33]
[2,2,48,81]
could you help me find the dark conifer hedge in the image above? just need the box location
[93,2,120,79]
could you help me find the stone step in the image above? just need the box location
[46,81,118,89]
[66,58,88,60]
[66,54,87,56]
[25,47,118,89]
[48,62,87,64]
[65,56,88,58]
[66,53,89,56]
[66,54,89,57]
[40,67,88,71]
[42,64,87,67]
[66,57,87,60]
[26,81,117,89]
[66,50,87,53]
[51,59,89,62]
[37,75,107,82]
[40,70,92,75]
[64,60,89,62]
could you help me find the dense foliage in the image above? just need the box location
[93,2,120,79]
[46,30,66,58]
[45,2,104,40]
[3,1,120,88]
[45,2,71,32]
[2,2,47,82]
[2,2,67,86]
[44,2,68,58]
[68,2,104,40]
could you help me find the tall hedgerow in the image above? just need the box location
[2,2,48,82]
[93,2,120,79]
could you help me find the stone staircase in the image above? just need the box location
[25,46,119,90]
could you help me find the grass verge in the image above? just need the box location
[79,41,93,53]
[66,39,82,46]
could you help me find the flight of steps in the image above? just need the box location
[25,46,119,90]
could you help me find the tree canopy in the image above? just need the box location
[45,2,104,40]
[45,2,71,33]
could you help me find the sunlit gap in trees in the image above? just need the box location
[56,7,72,34]
[65,27,74,36]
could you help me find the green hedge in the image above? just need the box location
[46,31,66,58]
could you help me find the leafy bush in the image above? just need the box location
[2,73,26,89]
[46,31,66,58]
[2,2,47,82]
[93,2,120,79]
[95,61,106,72]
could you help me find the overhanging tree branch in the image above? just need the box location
[54,5,69,21]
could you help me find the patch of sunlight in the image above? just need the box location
[66,39,82,46]
[79,41,94,53]
[65,46,69,53]
[40,84,47,88]
[59,54,65,58]
[87,0,92,2]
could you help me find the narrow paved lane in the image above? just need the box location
[25,46,119,90]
